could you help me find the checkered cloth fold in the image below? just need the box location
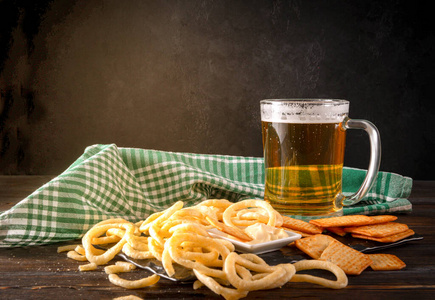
[0,144,412,248]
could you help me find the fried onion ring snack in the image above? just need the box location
[223,200,278,228]
[290,260,348,289]
[224,252,296,291]
[82,222,136,265]
[60,199,353,299]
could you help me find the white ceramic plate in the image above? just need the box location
[208,228,302,254]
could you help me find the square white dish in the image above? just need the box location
[208,228,301,254]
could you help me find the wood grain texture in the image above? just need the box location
[0,177,434,299]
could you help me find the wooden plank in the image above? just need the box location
[1,177,434,299]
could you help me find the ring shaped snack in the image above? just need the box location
[223,200,277,229]
[168,208,205,222]
[67,250,88,261]
[104,261,136,274]
[126,235,149,251]
[139,201,184,233]
[193,269,249,300]
[148,237,164,261]
[82,222,135,265]
[290,260,348,289]
[79,262,97,272]
[167,232,231,280]
[137,211,163,230]
[108,273,160,289]
[122,243,154,260]
[92,235,121,245]
[195,199,233,209]
[168,223,210,237]
[224,252,296,291]
[61,199,353,300]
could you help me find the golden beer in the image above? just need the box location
[260,99,381,219]
[262,121,346,216]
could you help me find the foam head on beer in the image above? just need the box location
[260,99,349,124]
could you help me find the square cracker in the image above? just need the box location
[320,240,372,275]
[368,254,406,271]
[369,215,398,224]
[280,228,313,238]
[352,229,415,243]
[325,226,347,236]
[294,234,335,259]
[310,215,374,228]
[282,216,323,234]
[344,222,409,238]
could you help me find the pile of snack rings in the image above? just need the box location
[59,199,348,300]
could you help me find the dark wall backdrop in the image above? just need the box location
[0,0,434,179]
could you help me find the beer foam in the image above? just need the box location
[260,100,349,123]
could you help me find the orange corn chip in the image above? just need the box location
[282,216,323,234]
[309,215,374,228]
[344,222,409,238]
[368,254,406,271]
[320,240,372,275]
[352,229,415,243]
[294,234,335,259]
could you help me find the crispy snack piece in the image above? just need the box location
[223,200,278,228]
[108,273,160,289]
[193,269,249,300]
[325,227,347,236]
[206,216,253,242]
[290,259,348,289]
[61,198,351,299]
[282,216,323,234]
[368,254,406,271]
[352,229,415,243]
[113,295,143,300]
[67,250,88,261]
[105,261,136,274]
[79,262,98,272]
[320,240,372,275]
[281,228,313,238]
[57,244,81,253]
[294,234,335,259]
[369,215,398,224]
[344,222,409,237]
[310,215,374,228]
[224,252,296,291]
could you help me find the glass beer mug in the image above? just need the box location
[260,99,381,219]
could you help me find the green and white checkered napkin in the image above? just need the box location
[0,144,413,248]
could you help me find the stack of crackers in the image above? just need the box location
[281,215,412,275]
[310,215,415,243]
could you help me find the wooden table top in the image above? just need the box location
[1,176,434,299]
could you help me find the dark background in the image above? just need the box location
[0,0,434,179]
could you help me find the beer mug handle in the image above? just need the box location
[341,118,381,206]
